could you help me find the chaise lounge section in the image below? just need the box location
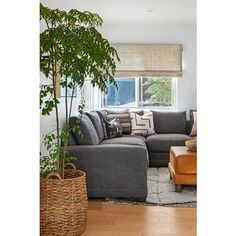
[68,113,148,199]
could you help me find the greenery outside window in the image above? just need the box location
[102,77,177,109]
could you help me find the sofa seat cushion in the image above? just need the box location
[147,134,191,152]
[122,134,146,142]
[101,136,146,147]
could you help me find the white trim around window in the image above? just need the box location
[81,77,178,111]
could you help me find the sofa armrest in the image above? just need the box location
[68,144,148,198]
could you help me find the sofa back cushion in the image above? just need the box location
[69,114,99,145]
[86,111,104,142]
[68,133,77,145]
[152,111,187,134]
[96,110,107,121]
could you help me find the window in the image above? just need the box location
[104,78,136,107]
[102,77,177,108]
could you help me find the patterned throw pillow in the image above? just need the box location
[190,111,197,136]
[106,109,143,134]
[130,112,155,137]
[104,118,122,139]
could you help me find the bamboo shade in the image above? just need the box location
[113,44,183,77]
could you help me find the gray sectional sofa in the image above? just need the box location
[68,110,192,200]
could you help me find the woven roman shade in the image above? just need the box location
[113,44,183,77]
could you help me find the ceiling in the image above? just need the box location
[40,0,196,25]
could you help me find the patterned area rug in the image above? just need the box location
[105,167,196,208]
[146,168,196,205]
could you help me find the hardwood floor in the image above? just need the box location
[82,199,196,236]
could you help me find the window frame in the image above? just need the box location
[101,77,178,110]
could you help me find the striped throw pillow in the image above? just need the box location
[130,112,155,136]
[106,109,143,134]
[190,111,197,136]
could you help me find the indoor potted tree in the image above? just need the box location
[40,3,119,235]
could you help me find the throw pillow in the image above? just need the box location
[130,112,155,137]
[190,111,197,136]
[106,109,129,114]
[185,139,197,152]
[106,109,143,134]
[104,118,122,139]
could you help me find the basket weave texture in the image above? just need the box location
[40,168,88,236]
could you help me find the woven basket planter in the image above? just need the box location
[40,164,88,236]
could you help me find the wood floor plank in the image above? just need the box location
[82,199,196,236]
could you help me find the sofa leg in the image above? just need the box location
[175,184,182,192]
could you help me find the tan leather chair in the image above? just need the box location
[168,146,197,192]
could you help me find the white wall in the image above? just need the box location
[100,23,197,115]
